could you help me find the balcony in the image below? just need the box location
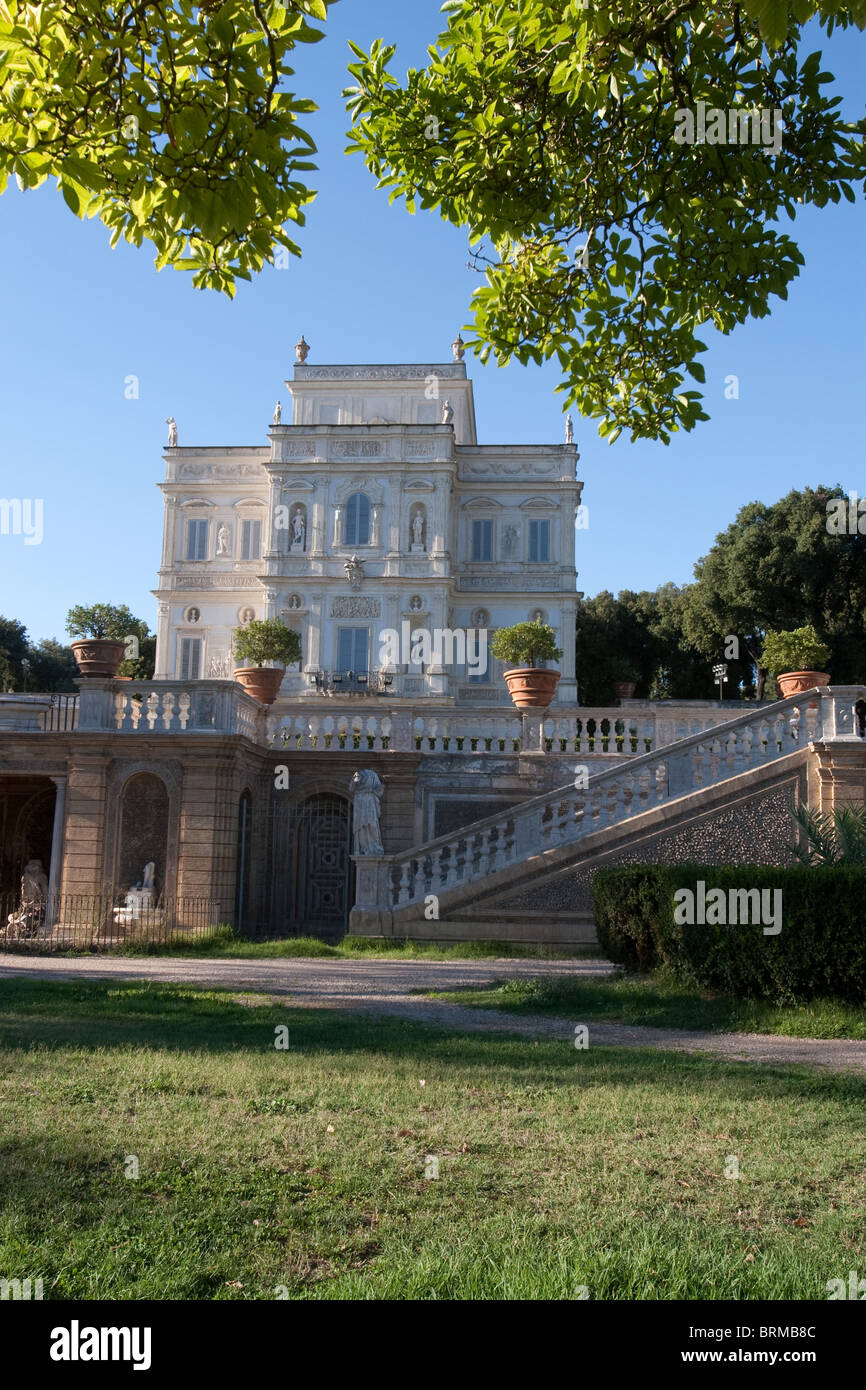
[310,669,395,696]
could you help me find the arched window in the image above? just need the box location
[344,493,371,547]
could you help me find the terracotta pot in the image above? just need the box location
[70,638,128,679]
[775,670,830,698]
[503,667,561,710]
[613,681,636,700]
[234,666,285,705]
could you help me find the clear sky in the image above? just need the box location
[1,2,864,645]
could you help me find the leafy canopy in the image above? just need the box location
[0,1,333,294]
[66,602,143,640]
[680,485,866,686]
[232,617,301,667]
[490,620,563,668]
[761,623,831,672]
[346,1,866,441]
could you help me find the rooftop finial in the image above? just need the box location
[295,334,310,364]
[452,332,465,362]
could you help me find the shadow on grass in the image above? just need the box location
[1,977,863,1103]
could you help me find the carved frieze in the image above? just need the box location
[330,597,381,618]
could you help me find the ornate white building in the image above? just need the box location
[154,347,583,706]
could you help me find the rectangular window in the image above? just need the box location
[185,519,208,561]
[240,518,262,561]
[528,518,551,563]
[337,627,369,673]
[345,493,371,547]
[468,637,492,684]
[471,518,493,562]
[179,637,202,681]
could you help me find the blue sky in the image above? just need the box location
[0,2,864,645]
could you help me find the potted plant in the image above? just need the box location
[65,603,141,679]
[490,620,564,710]
[761,626,831,699]
[232,618,301,705]
[611,658,639,701]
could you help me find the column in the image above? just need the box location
[45,775,67,927]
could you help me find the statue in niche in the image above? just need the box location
[5,858,48,937]
[291,510,306,550]
[442,400,454,425]
[216,523,231,556]
[411,510,425,552]
[240,607,256,624]
[409,594,423,612]
[503,525,518,559]
[344,554,364,591]
[532,609,545,624]
[273,401,282,425]
[565,415,574,445]
[287,593,303,610]
[166,417,178,447]
[187,607,200,624]
[349,769,384,856]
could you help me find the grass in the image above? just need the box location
[63,927,599,962]
[1,977,864,1300]
[430,972,866,1040]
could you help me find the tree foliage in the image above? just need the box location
[0,0,333,293]
[346,1,866,441]
[681,485,866,690]
[0,617,78,691]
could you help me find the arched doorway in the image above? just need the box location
[293,793,351,938]
[116,773,169,899]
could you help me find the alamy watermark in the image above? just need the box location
[673,880,782,935]
[0,497,43,545]
[378,624,487,678]
[673,102,783,153]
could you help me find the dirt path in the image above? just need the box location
[1,953,864,1074]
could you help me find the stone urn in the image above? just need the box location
[234,666,285,705]
[70,638,128,679]
[775,670,830,698]
[503,667,561,710]
[613,681,637,700]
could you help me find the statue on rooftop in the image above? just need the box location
[565,415,574,445]
[273,401,282,425]
[166,417,178,447]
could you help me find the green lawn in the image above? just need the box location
[1,978,863,1300]
[431,972,866,1040]
[58,930,599,962]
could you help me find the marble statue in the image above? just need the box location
[4,858,48,937]
[21,858,48,905]
[565,415,574,445]
[216,523,231,556]
[442,399,454,425]
[349,769,384,856]
[292,511,305,548]
[503,525,518,558]
[412,511,424,548]
[344,554,364,591]
[240,607,256,624]
[287,593,302,610]
[409,595,423,612]
[113,860,162,929]
[295,335,310,364]
[166,417,178,447]
[273,401,282,425]
[142,861,155,892]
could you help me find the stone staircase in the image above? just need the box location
[350,687,866,943]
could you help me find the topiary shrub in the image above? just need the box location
[593,863,866,1003]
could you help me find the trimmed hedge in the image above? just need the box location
[593,864,866,1003]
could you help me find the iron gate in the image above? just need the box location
[293,794,351,937]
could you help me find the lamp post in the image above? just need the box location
[712,662,729,702]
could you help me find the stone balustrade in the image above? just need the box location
[382,688,866,914]
[265,704,730,755]
[71,680,266,738]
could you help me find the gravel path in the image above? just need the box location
[1,953,864,1074]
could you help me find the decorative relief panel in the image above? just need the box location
[330,439,390,460]
[178,462,262,478]
[176,575,260,589]
[458,575,561,591]
[297,365,465,380]
[330,597,381,618]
